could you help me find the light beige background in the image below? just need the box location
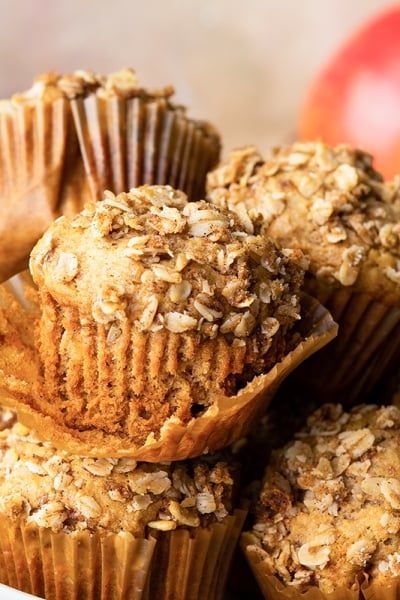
[0,0,395,158]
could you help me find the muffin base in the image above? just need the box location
[0,285,337,460]
[0,509,246,600]
[295,283,400,405]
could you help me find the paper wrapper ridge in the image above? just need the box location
[69,92,221,202]
[0,97,71,282]
[0,283,337,460]
[0,509,246,600]
[294,285,400,405]
[0,282,337,462]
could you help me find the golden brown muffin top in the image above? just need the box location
[244,403,400,594]
[30,185,306,342]
[207,142,400,302]
[0,71,66,106]
[56,67,175,100]
[4,68,173,103]
[0,412,237,535]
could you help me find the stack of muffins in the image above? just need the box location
[1,68,400,600]
[0,69,335,600]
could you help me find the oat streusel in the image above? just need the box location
[207,142,400,404]
[242,403,400,595]
[207,141,400,301]
[29,185,306,447]
[0,417,237,535]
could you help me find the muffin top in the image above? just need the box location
[1,68,220,141]
[30,185,306,347]
[207,142,400,302]
[0,71,66,108]
[244,403,400,594]
[56,67,175,100]
[5,68,173,104]
[0,408,238,535]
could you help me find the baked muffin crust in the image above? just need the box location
[0,409,237,535]
[207,142,400,303]
[244,403,400,593]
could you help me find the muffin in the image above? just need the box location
[58,68,221,204]
[207,141,400,405]
[0,407,245,600]
[0,68,221,284]
[0,185,336,460]
[0,72,84,283]
[241,402,400,599]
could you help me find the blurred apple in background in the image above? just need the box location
[298,5,400,180]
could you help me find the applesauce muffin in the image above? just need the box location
[57,67,221,203]
[22,184,330,460]
[0,68,220,283]
[0,410,245,600]
[242,402,400,599]
[207,141,400,404]
[0,71,88,283]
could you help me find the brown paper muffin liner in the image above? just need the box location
[293,283,400,405]
[0,72,220,285]
[69,92,220,202]
[361,578,400,600]
[0,283,337,460]
[0,509,246,600]
[0,97,71,282]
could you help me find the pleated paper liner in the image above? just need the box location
[241,533,400,600]
[361,578,400,600]
[0,94,71,282]
[0,509,246,600]
[68,89,221,202]
[0,70,220,285]
[291,282,400,406]
[0,285,337,461]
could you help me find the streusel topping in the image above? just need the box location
[207,142,400,301]
[30,186,306,340]
[244,403,400,594]
[6,68,173,103]
[0,414,237,535]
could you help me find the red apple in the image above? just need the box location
[298,5,400,180]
